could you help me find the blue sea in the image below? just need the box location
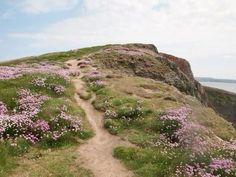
[200,82,236,94]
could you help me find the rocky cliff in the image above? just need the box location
[84,43,236,125]
[158,53,194,80]
[205,86,236,126]
[158,52,208,105]
[159,52,236,126]
[90,43,208,104]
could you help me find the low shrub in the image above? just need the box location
[79,91,92,100]
[105,101,147,121]
[152,119,181,141]
[152,107,191,143]
[104,119,120,135]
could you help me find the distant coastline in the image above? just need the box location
[196,77,236,93]
[196,77,236,83]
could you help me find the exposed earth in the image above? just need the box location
[67,59,133,177]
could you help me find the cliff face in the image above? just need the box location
[158,52,208,105]
[205,86,236,126]
[161,53,236,125]
[157,50,236,126]
[158,53,194,80]
[87,43,236,125]
[91,44,208,104]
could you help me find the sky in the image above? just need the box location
[0,0,236,79]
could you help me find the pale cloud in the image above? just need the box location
[18,0,78,14]
[0,12,12,19]
[9,0,236,78]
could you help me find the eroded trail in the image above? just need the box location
[67,60,133,177]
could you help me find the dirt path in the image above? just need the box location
[66,60,134,177]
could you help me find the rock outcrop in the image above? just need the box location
[157,52,209,105]
[83,43,236,125]
[158,53,194,81]
[92,44,208,104]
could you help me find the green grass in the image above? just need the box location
[114,146,236,177]
[86,75,196,176]
[91,86,154,134]
[0,143,16,177]
[0,138,33,176]
[85,74,236,177]
[0,73,72,110]
[92,87,141,111]
[0,72,93,176]
[114,146,189,177]
[0,45,110,65]
[10,147,93,177]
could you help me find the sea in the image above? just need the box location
[200,82,236,94]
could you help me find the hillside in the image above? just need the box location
[205,86,236,126]
[0,44,236,177]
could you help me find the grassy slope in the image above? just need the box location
[1,44,236,177]
[205,86,236,126]
[82,71,236,176]
[0,46,108,177]
[0,45,109,66]
[9,147,93,177]
[82,48,236,176]
[0,73,94,177]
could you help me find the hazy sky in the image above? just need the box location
[0,0,236,79]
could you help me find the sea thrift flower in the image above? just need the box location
[175,123,210,153]
[158,106,212,153]
[56,111,81,131]
[0,113,33,139]
[32,120,50,132]
[0,101,7,115]
[185,165,194,176]
[160,106,191,123]
[22,132,39,144]
[92,80,105,86]
[48,110,81,140]
[51,130,66,140]
[52,85,65,94]
[0,62,75,80]
[159,106,191,139]
[0,110,81,143]
[209,158,234,173]
[17,89,47,118]
[31,77,47,87]
[104,110,118,119]
[178,158,236,177]
[0,115,7,135]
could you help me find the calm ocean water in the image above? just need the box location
[200,82,236,93]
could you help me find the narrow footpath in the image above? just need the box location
[67,60,133,177]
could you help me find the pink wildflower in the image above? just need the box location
[0,101,7,115]
[52,85,65,94]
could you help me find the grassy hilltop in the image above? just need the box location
[0,44,236,177]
